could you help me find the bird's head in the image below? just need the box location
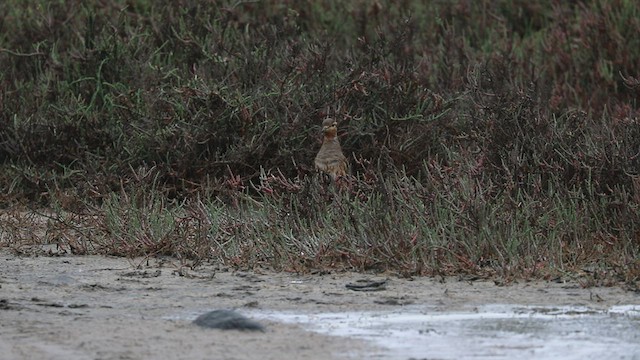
[321,118,338,138]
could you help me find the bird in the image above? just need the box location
[314,117,348,180]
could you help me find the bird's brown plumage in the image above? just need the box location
[314,118,347,180]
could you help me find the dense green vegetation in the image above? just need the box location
[1,0,638,286]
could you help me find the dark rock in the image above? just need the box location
[193,310,265,332]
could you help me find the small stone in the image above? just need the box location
[193,310,265,332]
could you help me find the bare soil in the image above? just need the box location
[1,248,638,360]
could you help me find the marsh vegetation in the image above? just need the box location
[1,1,638,287]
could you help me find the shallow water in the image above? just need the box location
[251,305,640,360]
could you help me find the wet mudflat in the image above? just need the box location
[252,305,640,359]
[1,250,639,359]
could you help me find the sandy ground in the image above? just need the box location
[1,249,639,360]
